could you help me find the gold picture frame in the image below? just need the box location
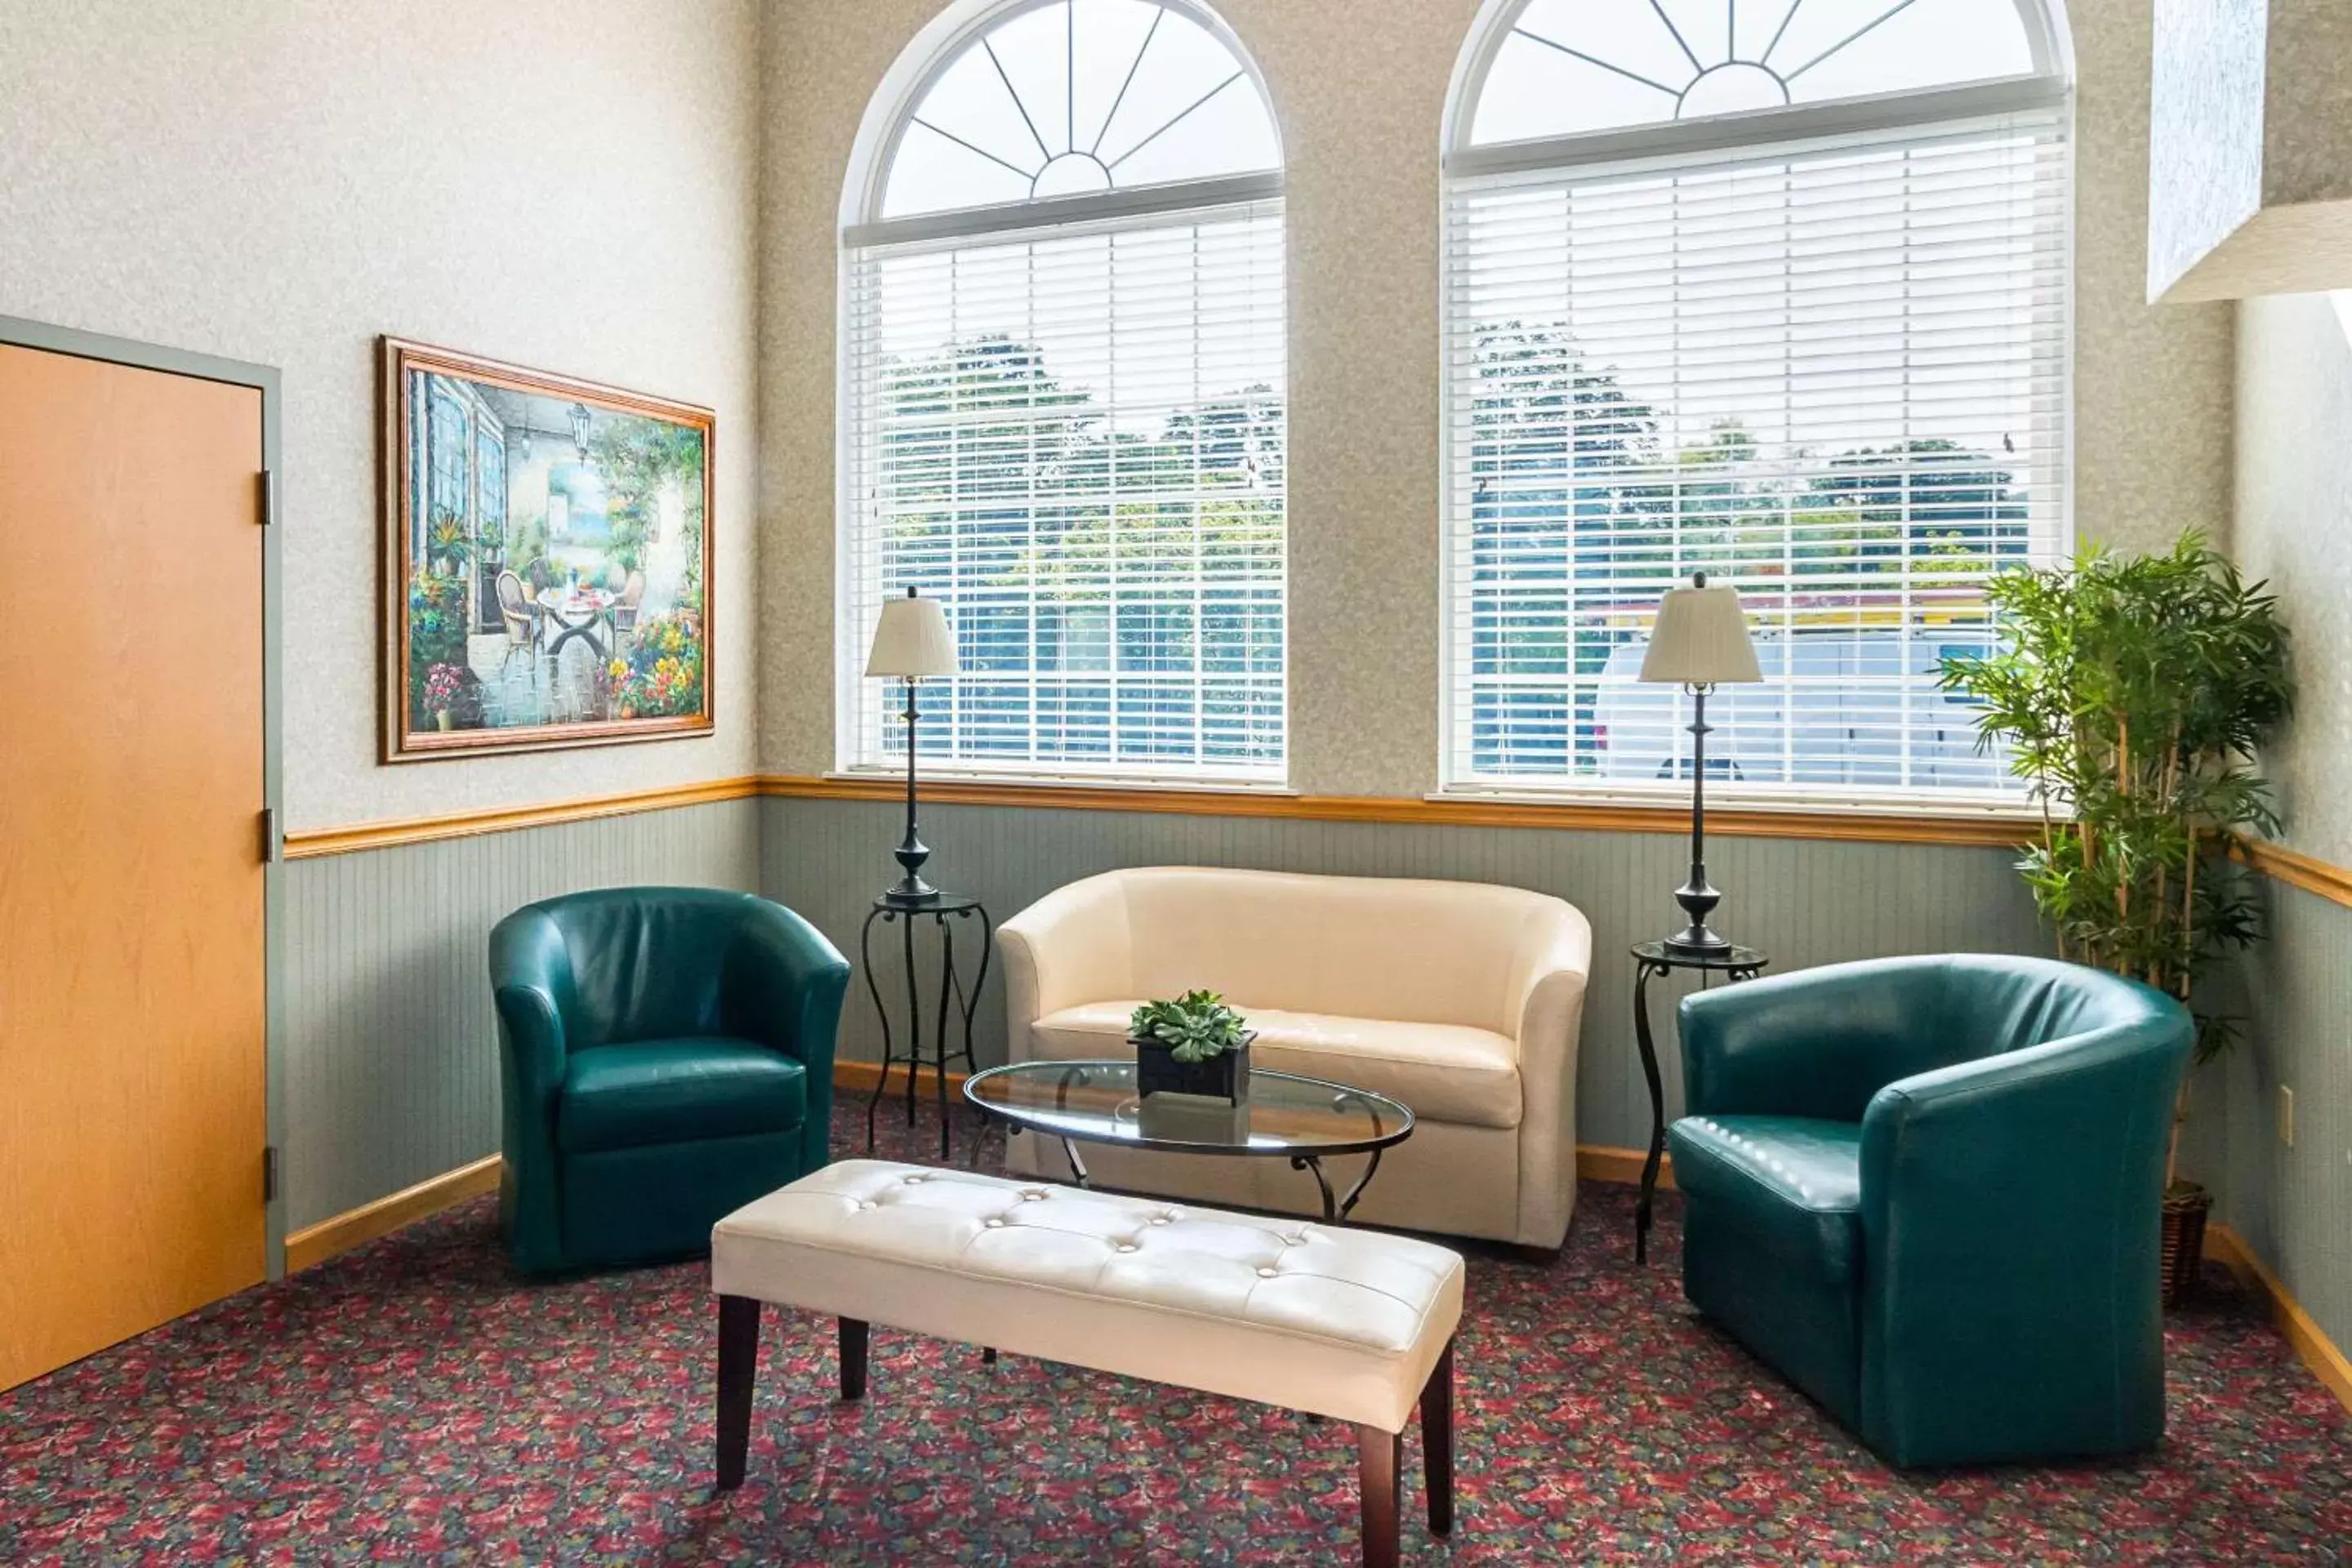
[379,337,715,760]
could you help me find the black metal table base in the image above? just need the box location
[1041,1135,1383,1226]
[1630,942,1766,1263]
[860,893,991,1160]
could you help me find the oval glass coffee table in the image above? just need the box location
[964,1059,1415,1225]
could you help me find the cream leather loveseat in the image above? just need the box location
[998,866,1592,1248]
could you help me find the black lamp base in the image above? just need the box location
[1664,869,1730,954]
[1663,926,1732,957]
[884,826,938,908]
[1662,684,1735,957]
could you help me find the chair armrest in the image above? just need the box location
[723,901,852,1176]
[997,874,1134,1062]
[488,906,575,1272]
[489,907,573,1104]
[721,901,853,1068]
[1509,903,1593,1246]
[1676,956,1955,1122]
[1855,1007,2190,1461]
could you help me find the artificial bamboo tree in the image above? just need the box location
[1940,532,2292,1226]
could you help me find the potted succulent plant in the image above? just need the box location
[1940,532,2292,1304]
[1129,989,1254,1103]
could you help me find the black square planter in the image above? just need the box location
[1132,1033,1254,1103]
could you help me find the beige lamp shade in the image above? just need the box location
[864,590,958,679]
[1639,575,1762,685]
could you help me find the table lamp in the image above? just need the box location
[1639,572,1762,955]
[865,586,958,906]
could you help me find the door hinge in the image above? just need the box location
[260,806,279,864]
[257,469,277,528]
[263,1146,281,1205]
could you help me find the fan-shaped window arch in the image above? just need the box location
[1439,0,2073,806]
[840,0,1289,783]
[1458,0,2062,151]
[871,0,1280,224]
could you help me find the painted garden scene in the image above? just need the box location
[381,340,713,758]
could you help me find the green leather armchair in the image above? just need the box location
[1666,954,2193,1468]
[489,888,850,1274]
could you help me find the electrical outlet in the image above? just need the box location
[2278,1085,2295,1148]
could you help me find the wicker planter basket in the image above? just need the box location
[2160,1186,2212,1308]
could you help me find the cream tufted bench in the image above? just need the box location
[711,1159,1464,1566]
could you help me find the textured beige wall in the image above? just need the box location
[2234,292,2352,866]
[0,0,761,829]
[756,0,2235,795]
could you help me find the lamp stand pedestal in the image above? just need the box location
[884,675,938,908]
[1664,683,1731,956]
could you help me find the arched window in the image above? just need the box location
[1441,0,2072,805]
[840,0,1287,783]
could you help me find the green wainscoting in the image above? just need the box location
[281,799,760,1231]
[759,795,2050,1154]
[275,786,2351,1384]
[2207,878,2352,1367]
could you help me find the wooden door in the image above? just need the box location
[0,341,267,1392]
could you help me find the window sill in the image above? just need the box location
[823,768,1298,800]
[1427,786,2042,846]
[1432,783,2046,820]
[760,775,2036,848]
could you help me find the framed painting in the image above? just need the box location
[379,337,715,760]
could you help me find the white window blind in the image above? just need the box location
[843,202,1287,781]
[1442,111,2069,804]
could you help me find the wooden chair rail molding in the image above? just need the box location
[282,773,2352,909]
[284,773,2048,857]
[2234,837,2352,909]
[283,777,764,858]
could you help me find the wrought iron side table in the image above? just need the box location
[1629,939,1767,1263]
[861,892,992,1160]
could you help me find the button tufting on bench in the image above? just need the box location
[712,1158,1465,1438]
[710,1158,1468,1559]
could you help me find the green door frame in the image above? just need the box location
[0,314,289,1280]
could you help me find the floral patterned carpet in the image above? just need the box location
[2,1102,2346,1566]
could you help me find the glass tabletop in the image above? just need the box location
[963,1060,1414,1158]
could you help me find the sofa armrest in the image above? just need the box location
[1677,956,1956,1122]
[997,874,1135,1062]
[1510,903,1593,1247]
[488,906,575,1272]
[1854,1008,2190,1464]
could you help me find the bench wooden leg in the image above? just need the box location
[715,1294,761,1491]
[1357,1423,1401,1568]
[1420,1336,1454,1536]
[840,1316,869,1401]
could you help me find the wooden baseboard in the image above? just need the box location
[276,1088,2352,1426]
[1576,1144,1673,1189]
[283,1154,503,1273]
[2206,1223,2352,1415]
[832,1058,969,1096]
[266,1085,1659,1275]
